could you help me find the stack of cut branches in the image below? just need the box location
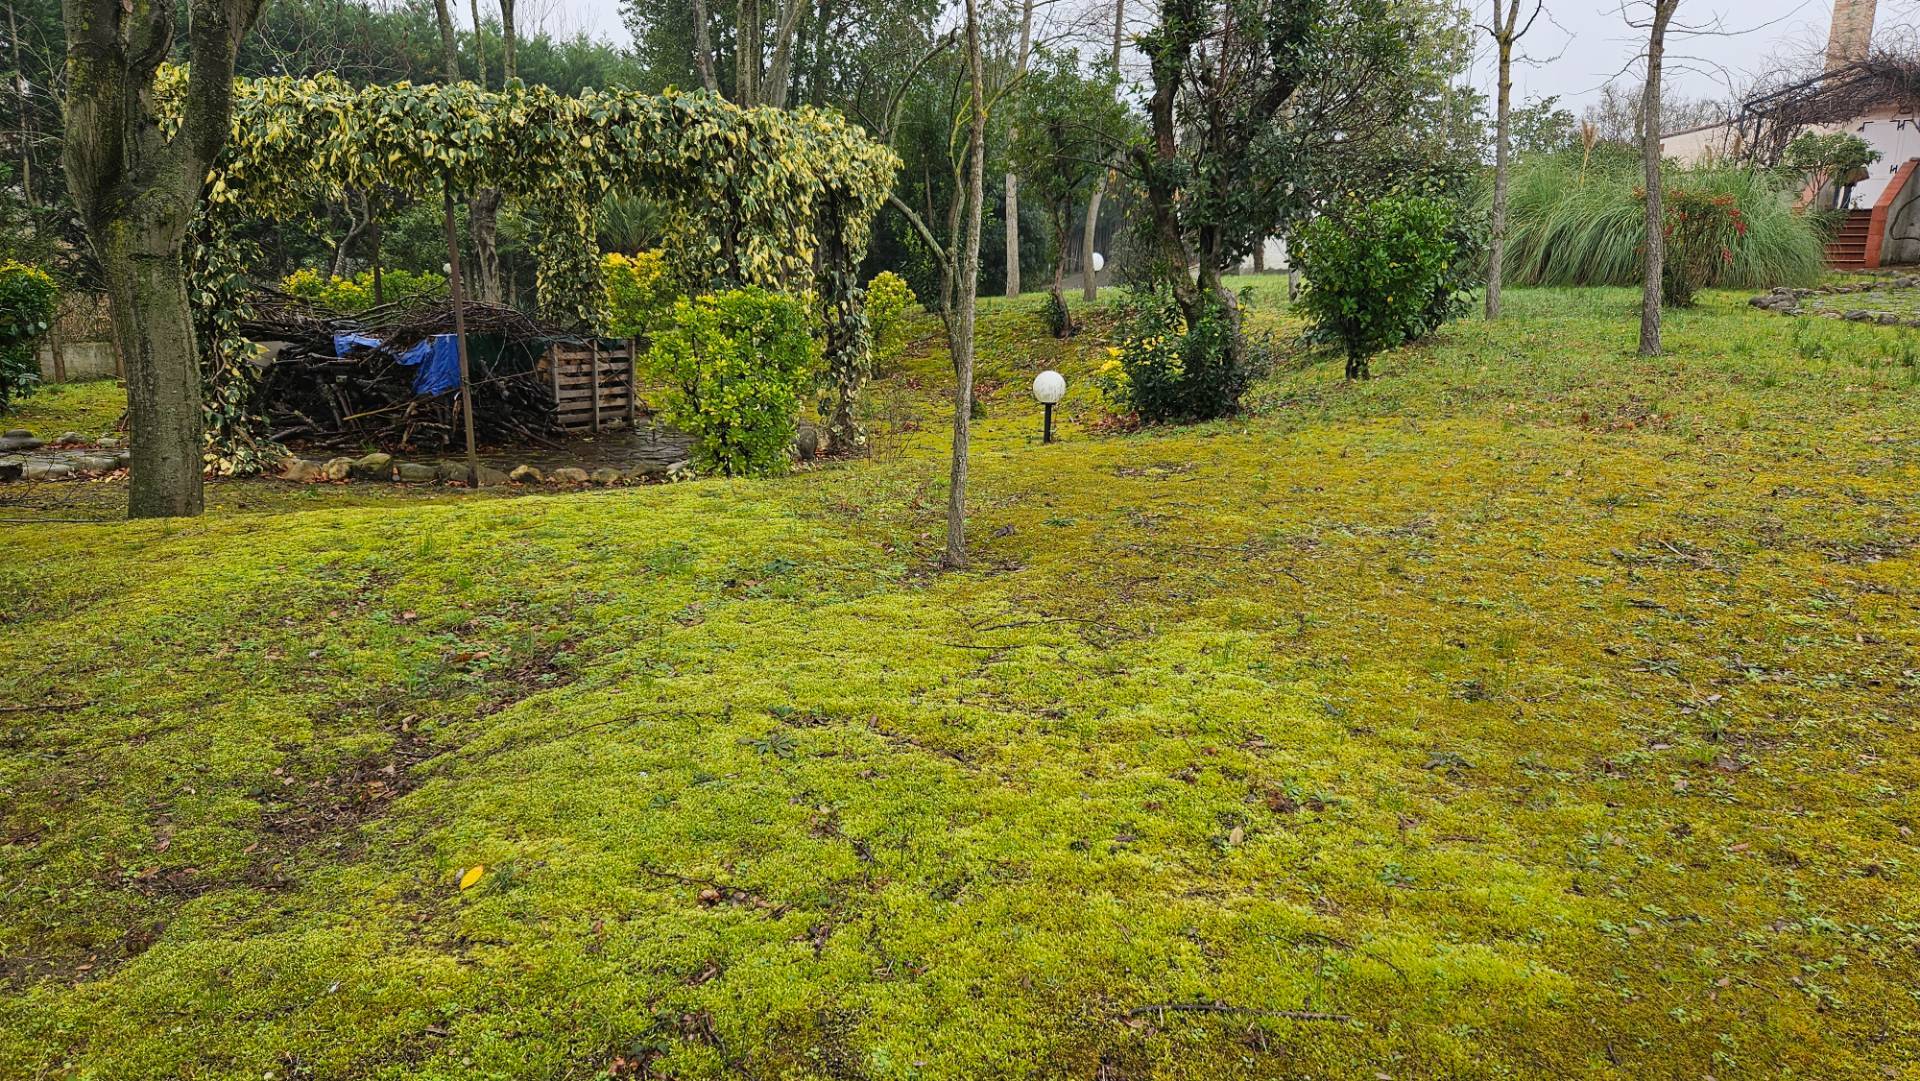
[245,292,566,452]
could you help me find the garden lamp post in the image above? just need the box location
[1032,370,1065,444]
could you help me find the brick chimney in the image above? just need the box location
[1825,0,1876,71]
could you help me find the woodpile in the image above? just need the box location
[243,292,566,452]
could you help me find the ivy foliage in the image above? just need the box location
[158,70,897,468]
[640,288,818,477]
[0,262,58,413]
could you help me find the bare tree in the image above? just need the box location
[1003,0,1034,298]
[1637,0,1679,355]
[63,0,267,517]
[1483,0,1544,320]
[946,0,990,569]
[691,0,810,107]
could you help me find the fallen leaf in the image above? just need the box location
[459,865,485,890]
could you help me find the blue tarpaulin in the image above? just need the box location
[332,333,464,397]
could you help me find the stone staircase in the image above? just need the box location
[1825,208,1874,270]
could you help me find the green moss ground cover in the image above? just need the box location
[2,379,126,441]
[2,288,1917,1079]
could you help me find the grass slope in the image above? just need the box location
[2,289,1917,1079]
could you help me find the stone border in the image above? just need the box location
[275,452,694,488]
[0,428,131,483]
[1748,276,1920,326]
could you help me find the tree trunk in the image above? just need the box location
[1051,209,1069,336]
[1079,0,1124,303]
[946,0,988,570]
[468,0,488,85]
[106,224,204,517]
[1081,182,1104,300]
[690,0,721,93]
[497,0,515,80]
[736,0,759,104]
[1639,0,1676,356]
[63,0,264,518]
[430,0,460,78]
[8,0,32,203]
[469,190,501,303]
[1002,0,1034,299]
[1486,34,1511,320]
[465,0,513,305]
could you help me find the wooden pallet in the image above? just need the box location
[543,339,638,433]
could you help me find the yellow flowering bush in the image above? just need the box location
[864,270,915,361]
[640,287,818,476]
[280,267,446,314]
[601,250,677,339]
[1104,285,1248,421]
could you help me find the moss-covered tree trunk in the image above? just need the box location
[1638,0,1676,356]
[63,0,265,518]
[103,214,205,517]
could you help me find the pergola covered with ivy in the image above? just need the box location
[161,70,898,470]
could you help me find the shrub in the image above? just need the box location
[0,262,57,412]
[602,250,676,339]
[864,270,915,360]
[1502,154,1823,289]
[641,287,817,476]
[281,267,446,313]
[1783,131,1880,190]
[1105,283,1251,422]
[1292,194,1460,379]
[1657,187,1745,307]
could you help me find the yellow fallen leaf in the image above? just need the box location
[459,865,485,890]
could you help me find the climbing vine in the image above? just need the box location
[159,70,897,469]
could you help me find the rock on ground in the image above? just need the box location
[509,464,546,484]
[395,461,439,483]
[548,467,590,485]
[350,452,395,480]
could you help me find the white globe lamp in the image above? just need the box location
[1090,251,1106,273]
[1032,370,1066,443]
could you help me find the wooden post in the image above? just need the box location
[626,336,638,430]
[441,181,480,482]
[48,297,66,383]
[548,343,560,419]
[590,340,602,433]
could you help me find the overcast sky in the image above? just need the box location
[519,0,1868,112]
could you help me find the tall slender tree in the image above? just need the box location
[945,0,989,569]
[1081,0,1124,302]
[467,0,511,303]
[63,0,267,517]
[1482,0,1543,320]
[1637,0,1678,355]
[1001,0,1033,298]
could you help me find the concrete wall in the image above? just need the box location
[1661,122,1740,164]
[1881,163,1920,265]
[36,340,121,383]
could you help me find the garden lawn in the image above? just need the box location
[2,378,126,442]
[2,288,1917,1079]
